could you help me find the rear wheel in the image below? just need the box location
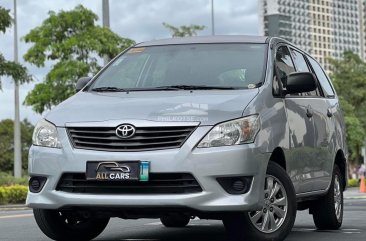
[311,165,343,230]
[33,209,109,241]
[160,214,191,228]
[223,162,296,241]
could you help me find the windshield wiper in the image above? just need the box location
[91,87,128,92]
[91,85,238,92]
[152,85,237,90]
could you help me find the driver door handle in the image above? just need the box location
[306,107,313,118]
[327,108,333,117]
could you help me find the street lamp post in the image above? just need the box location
[211,0,215,35]
[102,0,110,65]
[13,0,22,178]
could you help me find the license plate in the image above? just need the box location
[86,161,149,181]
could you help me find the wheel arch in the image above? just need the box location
[269,147,286,171]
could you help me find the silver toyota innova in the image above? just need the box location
[27,36,347,241]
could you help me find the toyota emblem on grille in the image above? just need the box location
[116,124,136,138]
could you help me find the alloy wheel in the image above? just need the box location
[248,175,288,233]
[334,175,342,221]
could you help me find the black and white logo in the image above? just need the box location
[95,162,131,173]
[116,124,136,139]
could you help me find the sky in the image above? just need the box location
[0,0,260,124]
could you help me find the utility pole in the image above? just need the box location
[13,0,21,178]
[211,0,215,35]
[102,0,110,65]
[364,139,366,164]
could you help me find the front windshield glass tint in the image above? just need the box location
[90,44,267,90]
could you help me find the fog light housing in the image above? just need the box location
[29,176,47,193]
[217,176,252,195]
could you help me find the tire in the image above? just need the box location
[223,162,297,241]
[311,165,343,230]
[160,214,191,228]
[33,209,109,241]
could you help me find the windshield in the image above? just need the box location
[89,43,267,91]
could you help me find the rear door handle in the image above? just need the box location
[306,107,313,118]
[327,108,333,117]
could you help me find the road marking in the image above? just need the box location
[188,224,211,226]
[292,228,316,232]
[292,227,361,234]
[121,239,160,241]
[144,221,162,226]
[0,214,33,219]
[144,219,211,227]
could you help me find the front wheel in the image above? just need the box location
[223,162,297,241]
[33,209,109,241]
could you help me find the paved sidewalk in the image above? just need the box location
[344,187,366,199]
[0,204,29,211]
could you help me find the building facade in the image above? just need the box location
[259,0,365,71]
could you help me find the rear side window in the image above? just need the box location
[308,57,335,97]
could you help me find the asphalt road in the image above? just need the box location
[0,199,365,241]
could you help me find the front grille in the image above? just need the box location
[67,126,196,152]
[56,173,203,194]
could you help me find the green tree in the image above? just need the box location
[329,51,366,164]
[163,22,206,37]
[23,5,135,113]
[339,97,365,163]
[0,7,31,90]
[0,119,33,174]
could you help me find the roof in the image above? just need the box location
[135,35,270,47]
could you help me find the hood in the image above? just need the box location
[46,89,259,126]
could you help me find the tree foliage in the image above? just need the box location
[23,5,135,113]
[0,7,12,33]
[0,7,31,89]
[338,97,365,162]
[329,51,366,164]
[163,22,205,37]
[0,119,33,174]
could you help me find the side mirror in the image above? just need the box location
[286,72,317,94]
[76,77,92,92]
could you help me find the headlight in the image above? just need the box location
[32,119,62,148]
[197,115,260,148]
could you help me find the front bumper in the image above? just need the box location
[27,125,270,212]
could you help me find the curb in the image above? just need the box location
[344,196,366,200]
[0,204,29,211]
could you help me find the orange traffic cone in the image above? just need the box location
[360,176,366,193]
